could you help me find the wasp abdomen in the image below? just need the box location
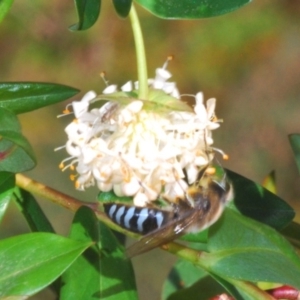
[104,203,172,234]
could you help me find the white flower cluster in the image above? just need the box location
[58,63,224,206]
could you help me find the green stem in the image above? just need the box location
[15,173,140,237]
[129,4,148,99]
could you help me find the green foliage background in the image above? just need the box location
[0,0,300,299]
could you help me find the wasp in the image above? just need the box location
[103,165,233,257]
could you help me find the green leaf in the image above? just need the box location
[98,222,138,299]
[94,89,193,114]
[207,209,300,288]
[135,0,251,19]
[208,274,256,300]
[226,169,294,230]
[162,259,259,300]
[0,233,92,298]
[14,187,55,233]
[0,82,79,114]
[0,0,14,23]
[61,207,137,299]
[70,0,101,31]
[180,230,208,244]
[60,206,101,300]
[148,89,193,112]
[112,0,132,18]
[281,221,300,249]
[98,190,132,203]
[289,134,300,175]
[162,259,222,300]
[0,172,15,223]
[0,108,36,172]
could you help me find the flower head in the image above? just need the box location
[58,62,224,206]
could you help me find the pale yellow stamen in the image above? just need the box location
[63,109,71,114]
[100,71,109,86]
[223,154,229,160]
[70,174,77,181]
[206,167,216,175]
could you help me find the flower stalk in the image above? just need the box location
[15,173,97,212]
[129,4,148,99]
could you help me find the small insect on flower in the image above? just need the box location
[103,164,233,257]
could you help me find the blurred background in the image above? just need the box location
[0,0,300,299]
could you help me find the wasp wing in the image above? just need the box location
[125,207,206,258]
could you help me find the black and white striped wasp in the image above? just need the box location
[103,165,233,257]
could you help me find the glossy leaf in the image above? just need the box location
[60,206,100,300]
[289,134,300,175]
[226,169,294,230]
[162,260,223,300]
[98,222,138,299]
[0,233,92,298]
[281,221,300,249]
[0,82,79,114]
[0,108,36,172]
[14,187,55,233]
[0,0,14,23]
[112,0,132,18]
[208,274,259,300]
[162,259,263,300]
[70,0,101,31]
[207,209,300,288]
[180,230,208,244]
[0,171,15,223]
[135,0,251,19]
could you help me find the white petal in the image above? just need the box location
[206,98,216,118]
[103,85,118,94]
[121,81,133,92]
[65,140,81,157]
[76,161,91,174]
[195,92,204,104]
[72,101,89,118]
[81,91,97,102]
[170,87,180,99]
[155,68,172,81]
[133,192,149,207]
[97,181,113,192]
[145,187,159,201]
[185,164,199,184]
[207,122,220,130]
[113,183,124,197]
[194,95,207,120]
[97,162,114,181]
[164,180,187,201]
[121,177,140,196]
[194,155,209,166]
[161,82,176,94]
[127,100,143,114]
